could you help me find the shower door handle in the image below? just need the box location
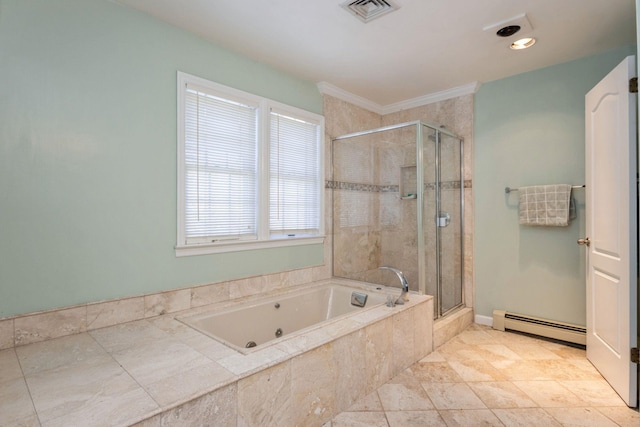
[436,212,451,227]
[577,237,591,246]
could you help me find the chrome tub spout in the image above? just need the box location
[378,266,409,305]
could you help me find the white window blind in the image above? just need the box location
[177,72,324,256]
[269,111,321,237]
[184,85,258,244]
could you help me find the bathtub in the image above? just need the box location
[179,281,391,353]
[170,279,433,426]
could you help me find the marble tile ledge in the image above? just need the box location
[0,286,432,427]
[0,266,327,351]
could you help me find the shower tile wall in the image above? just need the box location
[377,128,419,290]
[324,96,383,285]
[330,126,420,290]
[324,93,474,312]
[382,95,474,311]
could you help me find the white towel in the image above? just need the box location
[518,184,572,226]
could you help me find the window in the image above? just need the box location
[176,72,324,256]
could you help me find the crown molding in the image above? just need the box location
[316,82,384,115]
[381,81,481,115]
[317,81,481,116]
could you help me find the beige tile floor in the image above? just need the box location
[329,324,640,427]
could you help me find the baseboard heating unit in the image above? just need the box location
[492,309,586,345]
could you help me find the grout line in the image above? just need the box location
[12,348,43,427]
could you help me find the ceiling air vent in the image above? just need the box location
[341,0,400,23]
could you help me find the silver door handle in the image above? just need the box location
[577,237,591,246]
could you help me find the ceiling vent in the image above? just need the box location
[341,0,400,23]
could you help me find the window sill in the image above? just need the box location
[175,236,325,257]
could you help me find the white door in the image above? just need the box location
[585,55,637,407]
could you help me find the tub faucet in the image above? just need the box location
[378,266,409,305]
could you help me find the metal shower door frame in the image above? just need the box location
[418,123,465,319]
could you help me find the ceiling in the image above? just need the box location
[114,0,636,107]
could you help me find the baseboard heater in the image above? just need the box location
[492,309,586,346]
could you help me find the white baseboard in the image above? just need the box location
[475,314,493,327]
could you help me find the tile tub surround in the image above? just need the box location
[0,265,329,350]
[0,280,434,427]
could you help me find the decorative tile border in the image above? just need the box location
[325,181,398,193]
[326,179,472,192]
[442,179,473,190]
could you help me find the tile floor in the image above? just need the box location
[329,324,640,426]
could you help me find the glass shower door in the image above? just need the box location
[422,125,464,317]
[332,124,419,291]
[422,126,438,306]
[438,132,464,315]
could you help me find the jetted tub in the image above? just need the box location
[178,281,392,353]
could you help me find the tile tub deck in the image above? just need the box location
[1,280,433,426]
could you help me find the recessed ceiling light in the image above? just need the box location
[510,37,536,50]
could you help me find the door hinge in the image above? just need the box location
[629,77,638,93]
[632,347,639,364]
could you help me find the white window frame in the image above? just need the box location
[176,72,325,256]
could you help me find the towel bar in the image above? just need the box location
[505,184,585,194]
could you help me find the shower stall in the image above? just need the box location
[331,121,465,319]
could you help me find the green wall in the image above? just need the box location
[0,0,324,318]
[474,45,636,326]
